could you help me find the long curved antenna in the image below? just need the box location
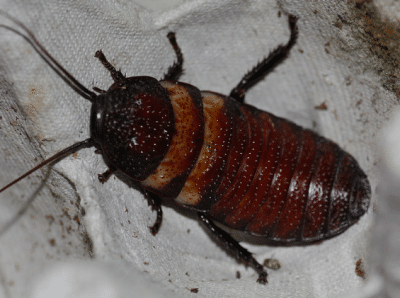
[0,168,51,237]
[0,10,97,102]
[0,138,95,193]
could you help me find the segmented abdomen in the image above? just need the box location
[142,81,370,244]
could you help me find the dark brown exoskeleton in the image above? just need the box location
[0,12,370,284]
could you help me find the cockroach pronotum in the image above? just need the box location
[0,11,370,284]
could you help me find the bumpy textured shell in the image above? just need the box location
[137,80,370,244]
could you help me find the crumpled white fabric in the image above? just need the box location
[0,0,397,297]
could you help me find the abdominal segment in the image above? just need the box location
[142,82,370,243]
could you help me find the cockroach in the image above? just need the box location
[0,12,370,284]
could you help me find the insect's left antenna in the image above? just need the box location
[0,138,95,193]
[0,10,97,102]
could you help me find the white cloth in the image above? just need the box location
[0,0,396,297]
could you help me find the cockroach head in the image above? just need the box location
[90,76,176,181]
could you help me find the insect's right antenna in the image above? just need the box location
[0,138,94,194]
[0,10,97,102]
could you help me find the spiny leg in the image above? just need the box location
[94,50,125,82]
[97,170,163,235]
[145,190,163,236]
[98,167,117,184]
[198,212,268,284]
[163,32,184,81]
[230,14,298,103]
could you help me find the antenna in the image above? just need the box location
[0,9,97,101]
[0,138,94,194]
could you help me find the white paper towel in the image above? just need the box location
[0,0,396,297]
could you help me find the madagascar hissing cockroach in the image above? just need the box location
[0,12,370,284]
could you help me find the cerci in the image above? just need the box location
[0,12,370,284]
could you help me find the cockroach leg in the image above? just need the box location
[97,167,117,184]
[229,14,298,103]
[145,190,163,236]
[198,212,268,284]
[94,50,125,82]
[163,32,184,81]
